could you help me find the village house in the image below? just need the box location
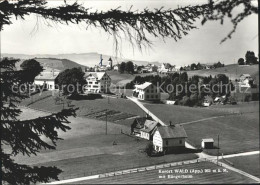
[153,124,187,153]
[131,114,153,136]
[34,68,60,90]
[84,72,111,93]
[140,120,158,140]
[158,63,174,74]
[131,117,147,136]
[239,74,254,87]
[133,82,160,101]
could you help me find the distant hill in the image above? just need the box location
[7,57,87,71]
[2,53,154,67]
[186,64,259,84]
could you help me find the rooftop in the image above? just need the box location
[35,70,60,80]
[157,124,187,139]
[135,82,152,90]
[85,72,108,80]
[140,120,158,133]
[202,138,214,142]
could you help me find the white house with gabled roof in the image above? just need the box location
[34,68,60,90]
[153,124,187,152]
[84,72,111,93]
[133,82,160,101]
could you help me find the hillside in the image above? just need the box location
[2,53,152,67]
[186,64,259,83]
[4,57,87,71]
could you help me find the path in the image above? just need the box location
[127,96,166,126]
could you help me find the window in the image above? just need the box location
[179,140,182,144]
[155,95,158,99]
[166,140,168,145]
[95,82,98,84]
[89,82,93,84]
[151,95,154,98]
[146,95,149,99]
[147,89,149,93]
[93,85,98,88]
[151,90,154,93]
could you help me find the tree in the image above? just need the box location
[125,61,134,74]
[1,58,77,184]
[0,0,257,50]
[56,67,85,96]
[238,58,245,65]
[179,72,188,83]
[213,61,224,68]
[245,51,258,65]
[119,62,126,73]
[20,59,43,83]
[191,63,197,70]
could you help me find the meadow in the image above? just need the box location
[11,107,197,180]
[221,154,260,178]
[144,102,259,155]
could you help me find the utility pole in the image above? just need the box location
[105,109,108,135]
[217,134,219,165]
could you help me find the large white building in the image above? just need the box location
[153,124,187,153]
[34,68,60,90]
[133,82,160,101]
[84,72,111,93]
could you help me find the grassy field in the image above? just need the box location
[10,107,197,180]
[186,64,259,83]
[20,91,146,127]
[184,112,259,155]
[221,155,260,178]
[143,103,229,124]
[77,161,256,184]
[143,102,259,155]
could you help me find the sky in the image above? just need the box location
[1,0,258,66]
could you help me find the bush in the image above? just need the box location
[145,142,154,156]
[244,94,252,102]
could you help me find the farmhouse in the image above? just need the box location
[201,138,214,149]
[140,120,158,140]
[153,124,187,153]
[84,72,111,93]
[133,82,160,101]
[34,68,60,90]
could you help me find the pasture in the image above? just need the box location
[184,112,259,155]
[143,102,259,155]
[77,161,256,184]
[186,64,259,84]
[11,107,197,180]
[20,91,146,128]
[221,154,260,178]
